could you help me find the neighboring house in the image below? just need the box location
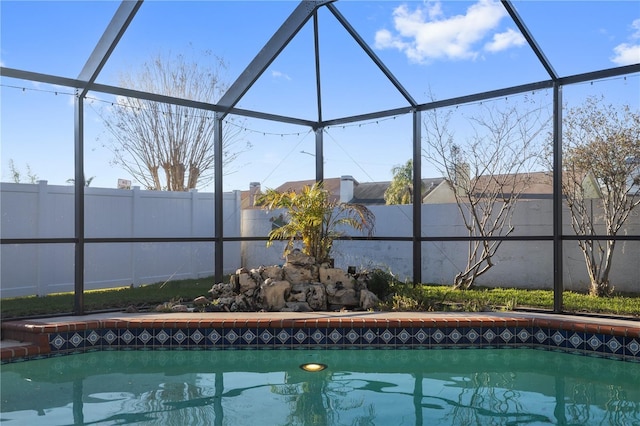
[240,170,622,209]
[431,170,631,201]
[582,171,604,199]
[241,175,447,208]
[625,156,640,195]
[421,180,456,204]
[464,171,555,200]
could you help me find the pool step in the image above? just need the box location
[0,339,47,361]
[1,324,50,361]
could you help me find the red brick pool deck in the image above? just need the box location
[2,311,639,362]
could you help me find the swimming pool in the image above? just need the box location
[2,348,639,425]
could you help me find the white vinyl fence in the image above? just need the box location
[242,200,640,293]
[1,182,241,297]
[2,182,639,297]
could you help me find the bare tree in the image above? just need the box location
[557,95,640,297]
[100,49,250,191]
[423,97,550,289]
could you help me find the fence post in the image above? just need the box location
[190,188,198,278]
[131,186,141,286]
[36,180,49,296]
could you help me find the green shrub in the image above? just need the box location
[364,268,400,300]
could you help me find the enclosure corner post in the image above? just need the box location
[413,110,422,286]
[552,83,564,313]
[73,93,85,315]
[315,127,324,183]
[214,113,224,283]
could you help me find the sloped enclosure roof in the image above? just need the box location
[3,1,637,191]
[2,1,638,127]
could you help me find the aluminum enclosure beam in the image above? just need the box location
[558,63,640,85]
[501,0,558,81]
[3,64,636,128]
[77,0,143,96]
[313,13,323,122]
[326,3,417,108]
[218,1,335,118]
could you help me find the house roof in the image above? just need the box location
[351,177,448,204]
[274,178,343,204]
[241,176,449,208]
[469,171,554,199]
[240,177,343,209]
[240,171,572,208]
[350,181,390,205]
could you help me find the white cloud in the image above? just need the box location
[610,19,640,66]
[632,18,640,39]
[374,0,522,63]
[425,0,443,20]
[271,70,291,81]
[485,28,525,52]
[611,43,640,66]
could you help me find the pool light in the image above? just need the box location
[300,363,327,372]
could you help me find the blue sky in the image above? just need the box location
[1,0,639,192]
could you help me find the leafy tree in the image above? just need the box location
[558,96,640,297]
[100,49,250,191]
[423,97,550,290]
[384,159,421,204]
[256,182,375,264]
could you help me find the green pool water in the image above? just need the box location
[1,348,639,425]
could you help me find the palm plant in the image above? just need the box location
[257,182,375,264]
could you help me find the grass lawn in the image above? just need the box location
[384,284,640,317]
[1,277,639,319]
[1,278,214,319]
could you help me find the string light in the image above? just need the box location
[323,114,401,131]
[2,83,75,97]
[2,72,638,134]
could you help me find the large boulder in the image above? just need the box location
[260,265,283,281]
[319,266,354,289]
[290,282,327,310]
[216,296,236,307]
[238,272,258,296]
[203,262,378,312]
[230,295,251,312]
[209,282,236,298]
[260,279,291,311]
[359,289,380,310]
[285,249,316,266]
[326,283,359,309]
[282,301,313,312]
[306,282,327,310]
[283,263,318,285]
[248,268,266,286]
[194,296,209,306]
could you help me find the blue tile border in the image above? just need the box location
[12,324,632,363]
[3,315,639,364]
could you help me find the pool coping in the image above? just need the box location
[2,311,639,362]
